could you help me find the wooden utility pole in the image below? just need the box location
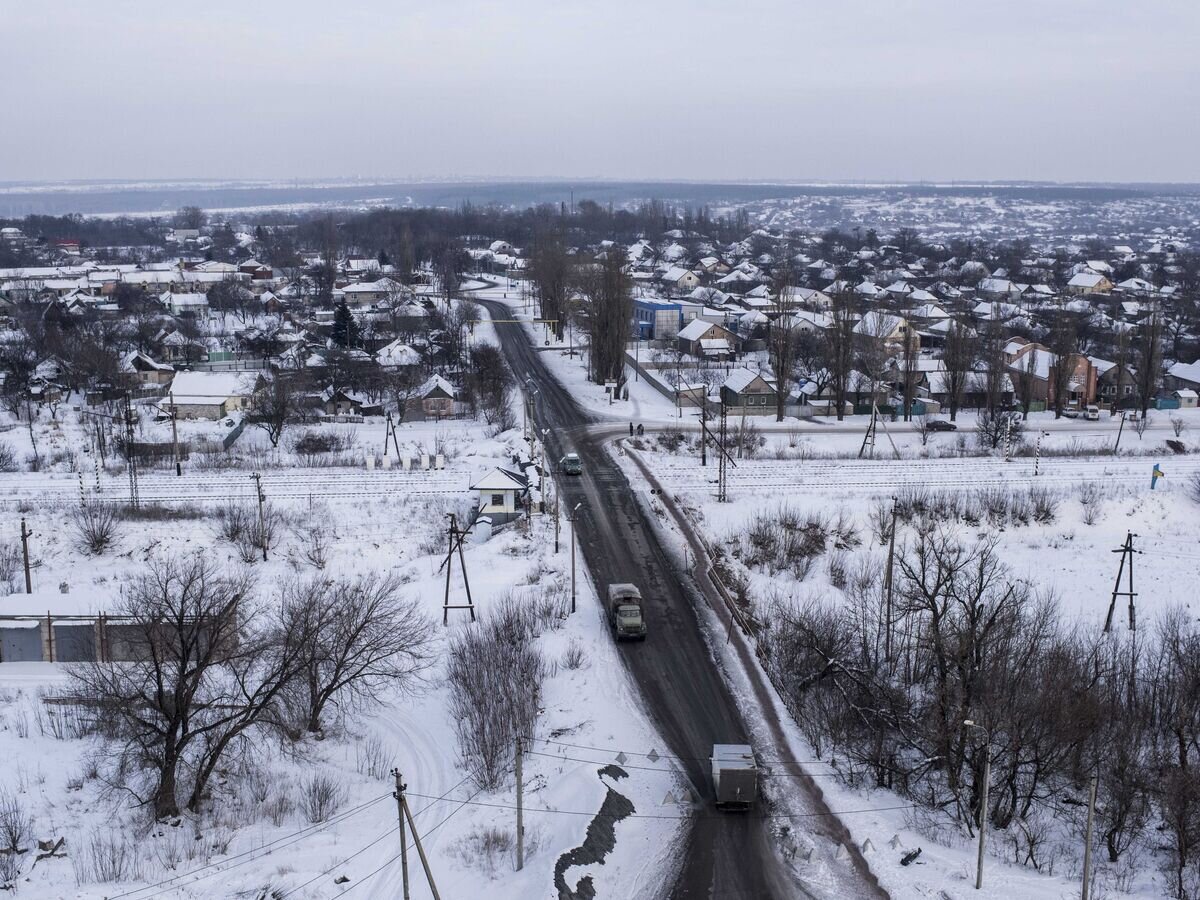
[883,498,898,662]
[252,472,267,561]
[124,393,139,509]
[1104,531,1139,633]
[554,491,560,553]
[1081,773,1098,900]
[169,392,181,476]
[393,770,411,900]
[20,517,32,594]
[515,737,525,871]
[441,514,476,625]
[400,789,442,900]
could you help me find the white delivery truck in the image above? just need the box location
[712,744,758,809]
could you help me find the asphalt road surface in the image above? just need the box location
[480,301,847,900]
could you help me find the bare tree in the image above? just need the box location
[68,556,256,818]
[277,573,433,736]
[1048,317,1078,419]
[250,374,294,448]
[1012,348,1041,421]
[1134,309,1164,417]
[768,257,799,422]
[577,246,632,386]
[826,291,857,421]
[529,228,571,339]
[942,318,975,422]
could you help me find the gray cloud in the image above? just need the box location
[1,0,1196,182]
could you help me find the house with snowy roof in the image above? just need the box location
[720,368,777,415]
[405,375,457,421]
[1066,272,1113,295]
[166,371,262,419]
[471,468,529,525]
[677,318,737,360]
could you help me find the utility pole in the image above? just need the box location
[400,785,442,900]
[554,491,560,553]
[515,737,525,871]
[20,517,32,594]
[1104,531,1140,633]
[859,405,878,458]
[1081,773,1098,900]
[169,393,181,476]
[699,403,707,467]
[570,502,581,613]
[883,498,897,663]
[965,719,989,891]
[252,472,267,561]
[977,749,990,890]
[124,393,139,509]
[1114,411,1127,454]
[441,513,476,625]
[1003,416,1012,462]
[392,770,411,900]
[717,398,729,503]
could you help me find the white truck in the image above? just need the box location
[712,744,758,809]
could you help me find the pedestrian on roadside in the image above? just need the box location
[630,422,634,436]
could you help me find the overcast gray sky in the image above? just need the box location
[2,0,1197,183]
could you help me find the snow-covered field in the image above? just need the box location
[0,415,684,899]
[619,430,1200,899]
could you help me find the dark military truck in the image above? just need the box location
[607,583,647,640]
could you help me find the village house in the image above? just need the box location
[405,374,457,421]
[720,368,777,415]
[166,371,261,420]
[1066,272,1113,295]
[677,318,737,360]
[120,351,174,387]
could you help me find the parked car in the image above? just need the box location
[926,419,957,432]
[560,453,582,475]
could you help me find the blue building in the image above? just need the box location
[634,297,684,339]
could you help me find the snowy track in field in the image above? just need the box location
[645,454,1200,496]
[0,467,472,505]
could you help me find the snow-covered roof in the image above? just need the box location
[1068,272,1107,289]
[168,371,257,404]
[471,468,528,491]
[723,368,774,394]
[418,374,456,399]
[1168,361,1200,385]
[678,318,729,341]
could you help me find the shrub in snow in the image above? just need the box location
[72,501,120,554]
[561,639,588,671]
[0,788,32,855]
[447,593,547,791]
[301,774,347,824]
[0,441,19,473]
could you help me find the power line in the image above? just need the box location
[526,736,823,767]
[525,749,848,779]
[402,790,916,822]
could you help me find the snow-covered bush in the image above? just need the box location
[0,788,32,854]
